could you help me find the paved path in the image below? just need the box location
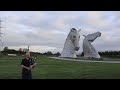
[49,57,120,64]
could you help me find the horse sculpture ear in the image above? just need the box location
[78,29,81,32]
[70,28,76,32]
[83,35,86,37]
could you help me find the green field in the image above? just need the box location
[0,55,120,79]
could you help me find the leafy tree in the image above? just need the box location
[54,52,61,57]
[3,47,8,51]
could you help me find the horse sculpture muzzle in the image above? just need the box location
[98,33,101,37]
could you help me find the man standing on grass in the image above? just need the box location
[21,51,37,79]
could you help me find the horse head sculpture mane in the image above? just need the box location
[83,31,101,59]
[60,28,81,58]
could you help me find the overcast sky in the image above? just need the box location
[0,11,120,54]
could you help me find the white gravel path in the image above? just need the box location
[49,57,120,64]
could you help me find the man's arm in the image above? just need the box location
[21,65,30,70]
[21,59,30,70]
[30,63,37,69]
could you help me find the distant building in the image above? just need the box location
[8,54,17,56]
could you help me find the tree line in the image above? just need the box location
[80,51,120,58]
[1,47,120,57]
[1,47,61,57]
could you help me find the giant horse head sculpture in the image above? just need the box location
[83,31,101,59]
[61,28,81,58]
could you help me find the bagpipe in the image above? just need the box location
[29,57,36,68]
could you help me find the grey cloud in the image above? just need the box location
[1,11,120,53]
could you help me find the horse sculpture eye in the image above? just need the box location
[73,36,76,38]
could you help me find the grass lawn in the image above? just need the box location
[0,55,120,79]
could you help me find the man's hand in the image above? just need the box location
[27,67,31,70]
[30,65,33,69]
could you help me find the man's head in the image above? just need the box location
[25,51,30,58]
